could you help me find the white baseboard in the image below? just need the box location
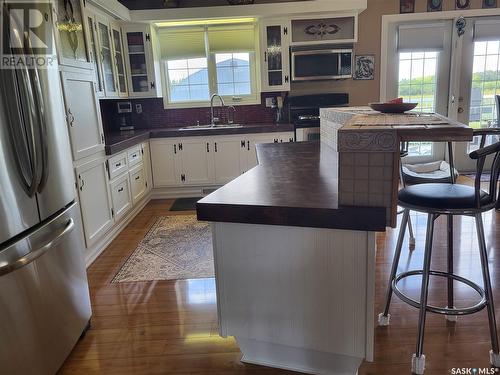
[151,185,222,199]
[85,193,152,268]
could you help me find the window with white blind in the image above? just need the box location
[158,23,258,108]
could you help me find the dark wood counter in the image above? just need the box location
[104,123,294,155]
[196,141,386,231]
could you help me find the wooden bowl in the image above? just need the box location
[369,102,418,114]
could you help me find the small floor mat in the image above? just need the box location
[170,197,202,211]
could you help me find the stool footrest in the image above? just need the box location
[392,269,487,316]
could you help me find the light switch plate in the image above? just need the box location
[135,104,142,114]
[265,97,275,108]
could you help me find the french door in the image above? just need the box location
[386,20,453,164]
[454,17,500,171]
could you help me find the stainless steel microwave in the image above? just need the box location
[291,47,353,81]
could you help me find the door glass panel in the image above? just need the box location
[87,17,103,92]
[126,32,149,92]
[112,29,127,93]
[398,51,439,156]
[467,40,500,151]
[266,26,282,86]
[98,22,116,93]
[55,0,88,63]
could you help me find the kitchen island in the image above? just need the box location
[196,107,473,375]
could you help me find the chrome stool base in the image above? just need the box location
[392,269,487,316]
[411,354,426,375]
[377,313,390,326]
[490,350,500,367]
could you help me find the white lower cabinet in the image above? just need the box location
[151,132,294,188]
[110,173,132,222]
[151,139,180,187]
[130,163,147,204]
[213,137,242,184]
[76,157,114,247]
[179,138,214,185]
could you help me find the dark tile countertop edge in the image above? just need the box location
[196,141,387,232]
[104,123,294,155]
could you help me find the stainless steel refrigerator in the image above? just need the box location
[0,3,92,374]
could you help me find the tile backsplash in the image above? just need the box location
[100,93,286,134]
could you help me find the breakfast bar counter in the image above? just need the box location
[195,107,473,375]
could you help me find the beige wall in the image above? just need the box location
[291,0,498,105]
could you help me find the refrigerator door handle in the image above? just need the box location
[0,218,74,277]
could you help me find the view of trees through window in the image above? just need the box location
[398,51,438,156]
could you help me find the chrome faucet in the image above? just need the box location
[210,93,225,126]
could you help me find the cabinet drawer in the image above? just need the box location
[130,164,147,204]
[128,146,143,167]
[110,174,132,222]
[108,152,128,180]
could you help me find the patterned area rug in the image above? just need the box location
[112,215,214,283]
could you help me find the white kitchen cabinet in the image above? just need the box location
[151,139,181,187]
[130,163,147,204]
[260,19,291,92]
[53,0,92,70]
[239,132,294,173]
[127,145,143,168]
[110,173,132,222]
[141,142,153,193]
[122,24,162,98]
[212,137,242,184]
[107,151,128,180]
[110,22,128,97]
[96,16,119,97]
[178,138,213,185]
[84,11,105,97]
[76,157,114,247]
[60,67,104,160]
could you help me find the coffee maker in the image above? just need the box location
[117,101,134,131]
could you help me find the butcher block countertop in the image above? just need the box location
[196,141,386,231]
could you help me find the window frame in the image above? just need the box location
[161,25,261,109]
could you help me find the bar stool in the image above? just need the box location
[378,137,500,374]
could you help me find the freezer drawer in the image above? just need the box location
[0,202,91,375]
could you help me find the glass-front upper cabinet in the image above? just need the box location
[260,19,291,92]
[122,24,162,98]
[111,23,128,97]
[97,18,118,97]
[53,0,92,69]
[84,12,105,97]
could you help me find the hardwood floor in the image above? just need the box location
[60,191,500,375]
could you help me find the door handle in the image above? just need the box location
[67,108,75,126]
[215,142,218,152]
[0,219,74,277]
[207,142,210,152]
[247,140,250,151]
[118,187,124,192]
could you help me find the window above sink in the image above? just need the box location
[157,20,260,109]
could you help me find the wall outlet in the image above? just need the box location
[135,104,142,114]
[265,97,276,108]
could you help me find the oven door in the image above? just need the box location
[292,49,352,81]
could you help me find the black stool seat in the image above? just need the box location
[398,183,491,210]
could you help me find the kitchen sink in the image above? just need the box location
[179,124,244,131]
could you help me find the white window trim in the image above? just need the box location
[161,27,261,109]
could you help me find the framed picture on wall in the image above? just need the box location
[455,0,470,9]
[483,0,497,8]
[427,0,443,11]
[400,0,415,13]
[353,55,375,80]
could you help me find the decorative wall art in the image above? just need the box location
[353,55,375,80]
[400,0,415,13]
[455,0,470,9]
[483,0,497,8]
[427,0,443,11]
